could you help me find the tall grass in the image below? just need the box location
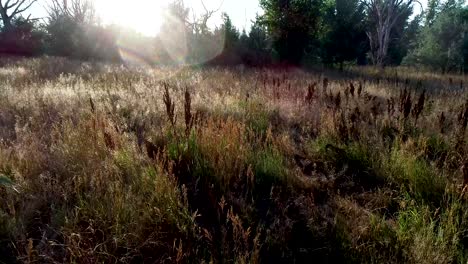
[0,57,467,263]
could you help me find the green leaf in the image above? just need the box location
[0,175,13,186]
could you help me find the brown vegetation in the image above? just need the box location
[0,57,467,263]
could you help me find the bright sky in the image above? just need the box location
[30,0,263,36]
[29,0,427,37]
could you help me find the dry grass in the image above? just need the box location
[0,57,467,263]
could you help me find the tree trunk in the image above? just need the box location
[0,7,13,32]
[2,18,13,32]
[366,0,413,69]
[1,11,7,29]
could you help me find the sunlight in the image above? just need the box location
[95,0,170,36]
[91,0,230,66]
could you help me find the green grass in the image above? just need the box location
[252,146,287,187]
[385,147,447,206]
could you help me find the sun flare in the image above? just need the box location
[93,0,226,66]
[95,0,170,36]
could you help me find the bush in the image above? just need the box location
[0,18,45,56]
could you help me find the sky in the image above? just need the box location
[29,0,427,37]
[29,0,263,36]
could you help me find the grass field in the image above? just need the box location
[0,57,467,263]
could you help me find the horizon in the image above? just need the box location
[27,0,427,37]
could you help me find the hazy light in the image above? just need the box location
[94,0,229,66]
[96,0,169,36]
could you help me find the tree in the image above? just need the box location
[158,0,190,64]
[364,0,415,67]
[158,0,225,65]
[0,0,43,55]
[0,16,44,55]
[45,0,120,61]
[0,0,38,32]
[220,13,239,52]
[322,0,368,68]
[385,2,416,65]
[425,0,440,26]
[245,17,272,65]
[260,0,323,65]
[403,0,468,73]
[207,13,244,65]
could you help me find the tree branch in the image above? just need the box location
[12,0,38,17]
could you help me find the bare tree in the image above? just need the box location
[159,0,224,64]
[364,0,419,67]
[0,0,39,31]
[191,0,224,35]
[170,0,223,35]
[48,0,96,24]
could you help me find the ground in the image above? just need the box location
[0,57,467,263]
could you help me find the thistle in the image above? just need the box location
[89,97,95,113]
[399,88,412,120]
[350,106,361,123]
[463,161,468,187]
[103,130,116,150]
[336,111,348,142]
[371,101,380,117]
[387,97,395,117]
[357,82,363,97]
[457,99,468,133]
[334,92,341,110]
[438,112,446,134]
[163,82,175,127]
[323,78,329,94]
[412,90,426,123]
[184,87,193,135]
[305,82,316,104]
[344,87,350,102]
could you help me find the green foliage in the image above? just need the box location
[424,134,449,162]
[260,0,323,64]
[321,0,368,67]
[0,16,45,56]
[404,1,468,72]
[45,14,120,61]
[220,13,240,51]
[386,148,446,206]
[397,196,468,263]
[245,103,272,136]
[44,0,120,61]
[0,175,13,187]
[252,146,287,187]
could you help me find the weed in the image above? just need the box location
[0,57,467,263]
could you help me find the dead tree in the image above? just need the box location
[364,0,419,67]
[0,0,39,31]
[166,0,224,35]
[159,0,224,64]
[48,0,96,24]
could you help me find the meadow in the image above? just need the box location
[0,56,467,263]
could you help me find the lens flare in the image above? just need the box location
[157,9,225,66]
[159,12,190,65]
[96,0,226,68]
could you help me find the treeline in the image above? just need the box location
[0,0,467,71]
